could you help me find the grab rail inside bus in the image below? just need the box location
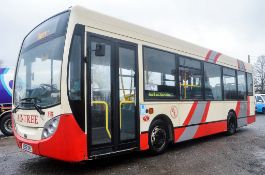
[91,101,111,139]
[120,101,134,129]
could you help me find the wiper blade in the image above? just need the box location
[12,97,45,115]
[12,104,20,113]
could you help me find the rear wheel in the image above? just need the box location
[227,112,237,136]
[0,113,13,136]
[149,120,169,155]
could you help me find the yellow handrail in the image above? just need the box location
[119,101,134,129]
[92,101,111,139]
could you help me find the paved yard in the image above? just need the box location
[0,115,265,175]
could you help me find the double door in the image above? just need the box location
[87,33,138,156]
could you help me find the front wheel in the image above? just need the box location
[0,113,13,136]
[227,112,237,136]
[149,120,168,155]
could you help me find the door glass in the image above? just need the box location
[119,47,136,141]
[91,41,112,145]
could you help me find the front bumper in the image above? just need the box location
[13,114,87,162]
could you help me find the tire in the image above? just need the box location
[149,120,169,155]
[227,112,237,136]
[0,113,13,136]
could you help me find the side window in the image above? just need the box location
[204,63,222,100]
[179,56,202,100]
[256,96,263,102]
[223,68,237,100]
[247,73,253,96]
[68,35,82,100]
[237,71,247,100]
[143,47,176,99]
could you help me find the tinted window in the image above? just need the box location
[179,56,201,69]
[256,96,263,102]
[179,57,202,100]
[237,71,246,100]
[204,63,222,100]
[247,73,253,96]
[68,35,82,100]
[223,68,237,100]
[144,47,176,99]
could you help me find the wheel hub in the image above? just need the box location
[4,119,12,133]
[151,126,166,150]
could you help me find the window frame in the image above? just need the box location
[246,73,254,96]
[178,55,203,101]
[203,62,223,101]
[143,45,178,101]
[142,46,252,102]
[222,67,238,101]
[237,70,247,100]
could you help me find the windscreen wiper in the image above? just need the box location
[12,98,45,115]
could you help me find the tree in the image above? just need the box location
[254,55,265,93]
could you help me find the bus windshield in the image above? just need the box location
[13,11,70,108]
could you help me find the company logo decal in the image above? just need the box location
[170,106,178,119]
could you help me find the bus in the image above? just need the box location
[12,6,255,162]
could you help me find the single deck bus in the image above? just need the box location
[12,6,255,162]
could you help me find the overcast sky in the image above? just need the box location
[0,0,264,68]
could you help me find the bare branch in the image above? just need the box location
[254,55,265,93]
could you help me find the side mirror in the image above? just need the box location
[95,44,105,57]
[259,99,263,103]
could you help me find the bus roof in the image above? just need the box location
[69,5,252,73]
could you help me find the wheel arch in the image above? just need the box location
[0,110,12,120]
[149,114,174,143]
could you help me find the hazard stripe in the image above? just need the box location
[213,53,222,63]
[205,50,222,63]
[175,101,209,142]
[247,96,250,116]
[193,101,210,138]
[235,100,248,127]
[235,101,240,118]
[174,101,198,141]
[200,101,211,123]
[183,101,198,126]
[205,50,212,62]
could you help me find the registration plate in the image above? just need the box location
[22,143,33,153]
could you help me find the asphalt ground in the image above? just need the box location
[1,114,265,175]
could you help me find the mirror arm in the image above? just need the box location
[84,48,89,63]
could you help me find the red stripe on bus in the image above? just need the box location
[200,101,211,123]
[247,115,256,124]
[193,101,211,138]
[213,53,222,63]
[140,132,149,150]
[183,101,198,125]
[247,96,250,116]
[193,120,227,139]
[205,50,212,61]
[174,101,198,142]
[235,101,240,118]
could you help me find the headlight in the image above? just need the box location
[41,116,60,139]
